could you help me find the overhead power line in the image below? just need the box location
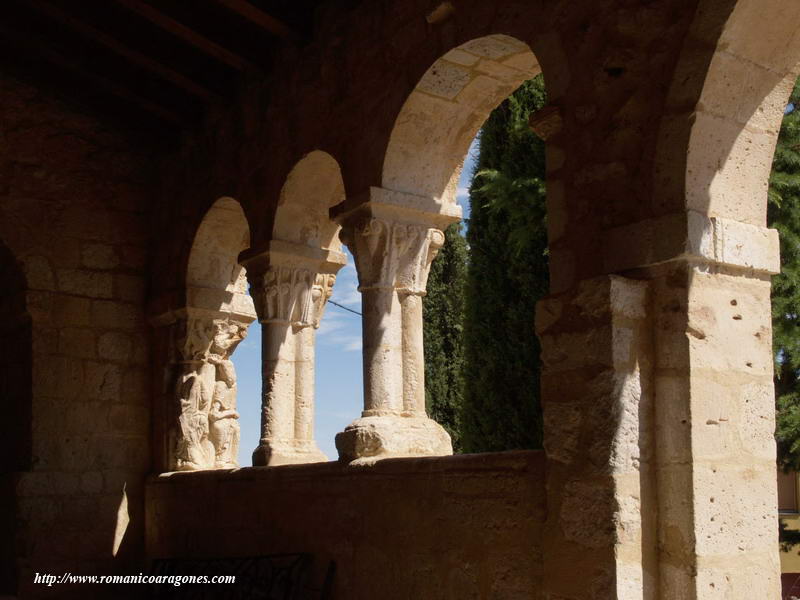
[328,300,361,316]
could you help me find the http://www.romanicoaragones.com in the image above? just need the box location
[33,572,236,587]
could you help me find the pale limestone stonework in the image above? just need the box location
[174,313,249,470]
[331,189,459,463]
[151,197,258,472]
[241,241,345,466]
[5,2,799,597]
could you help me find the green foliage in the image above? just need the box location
[771,79,800,472]
[423,222,468,450]
[781,520,800,552]
[460,75,548,453]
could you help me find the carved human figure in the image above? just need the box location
[173,317,247,471]
[176,374,213,470]
[208,354,240,468]
[174,319,216,471]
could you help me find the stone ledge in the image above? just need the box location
[330,187,462,230]
[603,211,780,275]
[150,449,545,485]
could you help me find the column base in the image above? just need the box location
[252,440,329,466]
[335,415,453,464]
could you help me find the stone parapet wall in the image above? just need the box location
[146,451,546,600]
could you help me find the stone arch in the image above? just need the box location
[618,3,800,595]
[656,0,800,225]
[170,197,257,471]
[243,151,347,466]
[0,239,31,595]
[273,150,345,251]
[381,34,542,204]
[327,36,547,464]
[187,197,254,315]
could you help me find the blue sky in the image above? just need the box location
[233,138,479,464]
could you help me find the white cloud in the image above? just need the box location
[318,327,362,351]
[317,312,347,337]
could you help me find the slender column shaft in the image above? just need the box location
[294,325,316,441]
[260,321,295,444]
[400,292,426,415]
[360,287,403,416]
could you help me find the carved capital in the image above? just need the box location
[241,241,346,328]
[340,217,444,295]
[250,265,316,326]
[397,227,445,295]
[175,312,250,363]
[309,272,337,328]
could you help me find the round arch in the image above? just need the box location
[187,196,254,315]
[173,197,256,471]
[273,150,345,251]
[381,34,541,203]
[658,0,800,225]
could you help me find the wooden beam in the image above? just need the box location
[0,21,186,126]
[23,0,222,103]
[113,0,256,72]
[214,0,300,42]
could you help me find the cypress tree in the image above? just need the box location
[460,75,548,452]
[423,223,468,451]
[771,78,800,470]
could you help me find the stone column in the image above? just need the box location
[331,189,459,463]
[537,212,782,599]
[398,228,445,416]
[242,241,344,466]
[150,288,256,472]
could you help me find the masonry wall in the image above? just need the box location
[146,451,546,600]
[0,69,158,597]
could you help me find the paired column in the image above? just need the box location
[242,241,344,466]
[332,189,459,463]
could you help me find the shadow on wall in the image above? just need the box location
[0,239,30,595]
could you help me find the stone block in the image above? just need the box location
[692,463,776,557]
[32,356,84,400]
[84,361,122,402]
[57,269,114,298]
[91,300,142,330]
[50,295,91,327]
[98,331,132,361]
[21,255,55,290]
[114,274,145,304]
[81,243,119,270]
[58,328,96,359]
[441,48,479,67]
[416,61,471,100]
